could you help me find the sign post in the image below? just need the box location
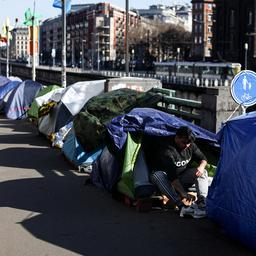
[230,70,256,114]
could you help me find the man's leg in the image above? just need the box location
[178,168,208,201]
[150,171,183,209]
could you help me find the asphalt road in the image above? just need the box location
[0,117,254,256]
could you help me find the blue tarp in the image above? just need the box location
[5,80,42,120]
[0,76,10,87]
[0,81,21,100]
[207,111,256,250]
[91,108,217,192]
[107,107,217,151]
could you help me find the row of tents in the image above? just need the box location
[0,75,255,251]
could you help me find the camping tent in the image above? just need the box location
[0,76,10,87]
[207,111,256,250]
[37,80,105,137]
[28,84,60,119]
[92,107,217,198]
[62,129,102,167]
[4,80,42,119]
[0,81,21,101]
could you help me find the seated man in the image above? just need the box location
[142,126,208,218]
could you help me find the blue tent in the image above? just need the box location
[107,107,217,151]
[92,107,217,194]
[62,130,102,167]
[0,76,10,87]
[207,111,256,250]
[0,81,21,100]
[4,80,42,119]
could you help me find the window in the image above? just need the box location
[208,26,212,33]
[208,14,212,22]
[230,10,235,27]
[248,11,252,26]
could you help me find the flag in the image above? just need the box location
[1,17,13,41]
[24,8,42,26]
[53,0,71,12]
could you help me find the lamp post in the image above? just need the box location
[81,39,86,70]
[244,43,248,70]
[176,47,180,75]
[6,25,9,78]
[102,50,105,70]
[97,33,100,71]
[61,0,67,88]
[125,0,129,76]
[131,48,135,72]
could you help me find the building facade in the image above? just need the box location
[40,3,139,69]
[135,4,192,32]
[212,0,256,70]
[191,0,215,60]
[9,27,29,61]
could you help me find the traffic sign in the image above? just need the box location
[230,70,256,107]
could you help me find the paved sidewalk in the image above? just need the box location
[0,117,254,256]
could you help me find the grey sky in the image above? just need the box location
[0,0,191,30]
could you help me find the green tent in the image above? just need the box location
[28,85,60,119]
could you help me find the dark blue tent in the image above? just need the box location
[107,107,217,151]
[0,81,21,100]
[4,80,42,120]
[0,76,10,87]
[207,111,256,250]
[92,107,217,194]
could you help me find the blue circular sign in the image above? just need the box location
[231,70,256,107]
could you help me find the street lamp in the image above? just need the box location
[81,39,86,70]
[177,47,180,75]
[125,0,129,76]
[61,0,67,88]
[131,48,135,72]
[244,43,248,70]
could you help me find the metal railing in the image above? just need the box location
[151,87,202,124]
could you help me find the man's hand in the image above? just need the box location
[196,168,204,177]
[196,160,207,177]
[181,193,196,206]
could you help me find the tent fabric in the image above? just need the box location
[92,108,217,197]
[36,80,105,137]
[28,85,60,119]
[8,76,22,82]
[62,129,102,167]
[73,89,162,152]
[116,132,141,198]
[207,111,256,250]
[4,80,42,119]
[38,102,73,137]
[0,81,21,100]
[107,107,217,151]
[35,80,105,116]
[116,132,155,199]
[91,146,121,191]
[0,76,10,87]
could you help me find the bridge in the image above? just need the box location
[0,61,240,133]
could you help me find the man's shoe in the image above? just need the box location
[192,207,207,218]
[180,203,207,218]
[179,205,195,218]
